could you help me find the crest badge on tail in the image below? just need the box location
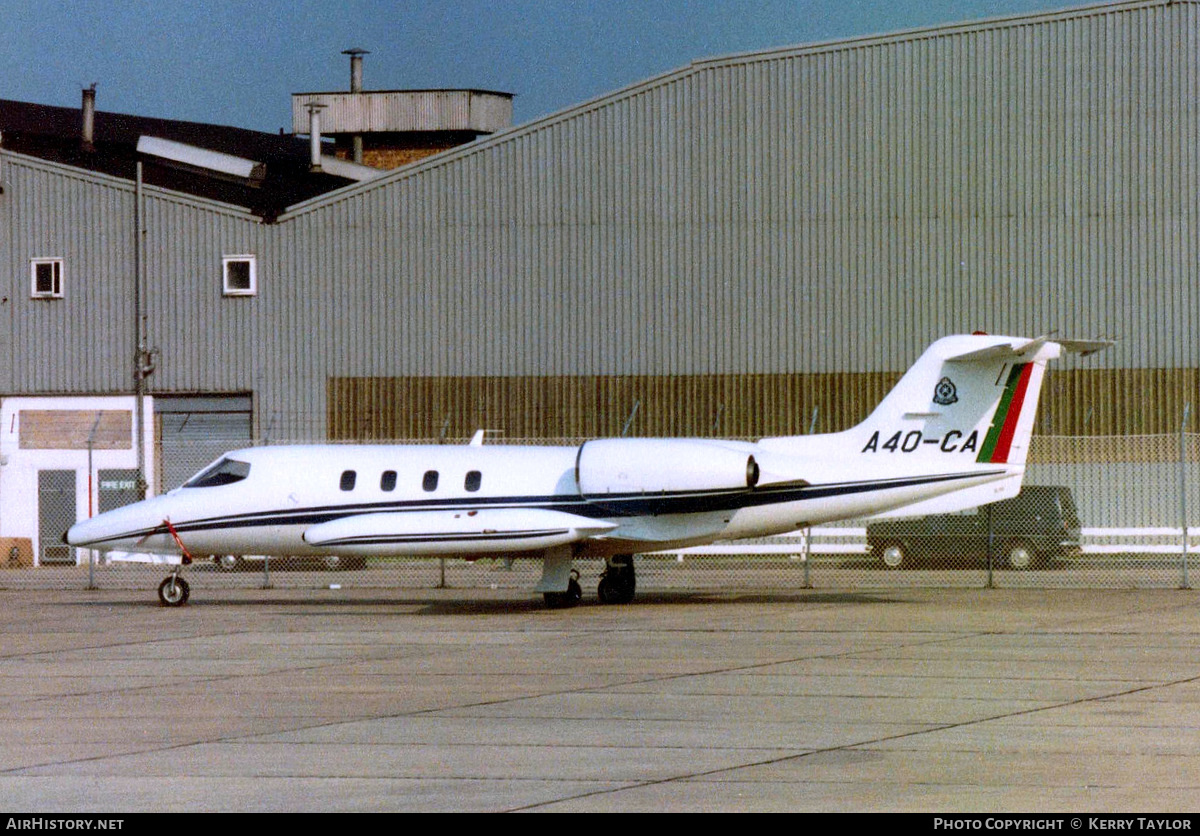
[933,377,958,405]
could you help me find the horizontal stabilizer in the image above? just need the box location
[948,335,1113,363]
[1055,338,1114,357]
[303,508,616,556]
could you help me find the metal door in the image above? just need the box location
[38,470,76,565]
[98,469,142,513]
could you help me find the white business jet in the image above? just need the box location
[66,334,1106,607]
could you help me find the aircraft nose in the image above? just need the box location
[65,516,104,548]
[65,497,169,549]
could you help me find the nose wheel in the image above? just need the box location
[157,573,190,607]
[157,518,193,607]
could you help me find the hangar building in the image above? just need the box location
[0,0,1197,564]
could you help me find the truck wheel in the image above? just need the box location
[1005,541,1036,570]
[879,542,907,569]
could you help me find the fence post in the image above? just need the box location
[1182,404,1191,589]
[985,502,995,589]
[86,413,102,590]
[802,526,811,588]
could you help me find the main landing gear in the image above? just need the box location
[597,554,636,605]
[543,569,583,609]
[541,555,637,608]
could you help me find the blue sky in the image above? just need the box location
[4,0,1079,133]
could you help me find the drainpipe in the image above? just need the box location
[134,161,147,498]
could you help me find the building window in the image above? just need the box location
[222,255,256,296]
[30,258,64,299]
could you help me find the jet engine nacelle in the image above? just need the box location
[575,439,759,504]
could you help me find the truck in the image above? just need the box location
[865,486,1082,570]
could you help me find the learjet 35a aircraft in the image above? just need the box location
[67,333,1107,607]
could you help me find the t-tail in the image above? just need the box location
[759,334,1110,518]
[855,334,1062,468]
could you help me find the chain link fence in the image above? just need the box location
[4,434,1198,596]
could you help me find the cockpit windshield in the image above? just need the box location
[183,457,251,488]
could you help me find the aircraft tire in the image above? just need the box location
[157,576,190,607]
[544,577,582,609]
[597,576,635,604]
[598,554,636,604]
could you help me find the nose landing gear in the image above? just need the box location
[157,518,193,607]
[157,573,190,607]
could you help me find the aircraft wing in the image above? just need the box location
[302,508,617,556]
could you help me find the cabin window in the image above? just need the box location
[340,470,357,491]
[222,255,256,296]
[380,470,397,491]
[422,470,439,491]
[184,457,251,488]
[465,470,482,492]
[30,258,64,299]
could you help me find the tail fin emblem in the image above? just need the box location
[933,377,958,406]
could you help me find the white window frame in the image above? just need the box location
[30,258,64,299]
[222,255,257,296]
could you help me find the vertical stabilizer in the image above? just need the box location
[844,335,1060,470]
[758,334,1095,480]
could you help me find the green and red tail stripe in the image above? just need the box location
[976,363,1033,464]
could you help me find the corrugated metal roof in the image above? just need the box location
[0,99,353,219]
[281,0,1187,218]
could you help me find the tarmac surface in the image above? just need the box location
[1,585,1199,812]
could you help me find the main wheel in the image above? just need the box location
[597,554,636,604]
[597,574,635,604]
[157,576,190,607]
[543,577,582,609]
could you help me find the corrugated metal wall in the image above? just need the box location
[282,0,1199,440]
[3,1,1197,443]
[0,158,136,393]
[139,192,267,394]
[327,372,903,440]
[327,369,1200,441]
[0,153,267,398]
